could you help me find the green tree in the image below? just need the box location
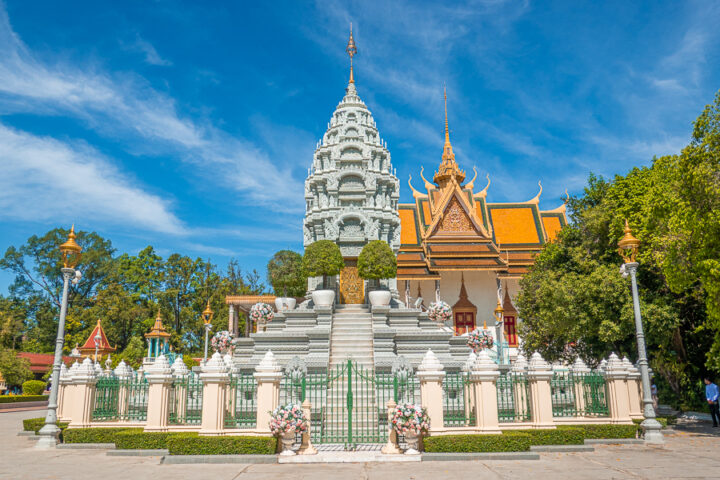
[115,336,147,369]
[302,240,344,289]
[357,241,397,281]
[267,250,305,297]
[0,349,33,387]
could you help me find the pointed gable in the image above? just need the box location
[426,187,490,240]
[79,319,116,355]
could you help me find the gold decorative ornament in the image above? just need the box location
[617,219,640,264]
[59,224,82,268]
[440,197,472,233]
[433,87,465,187]
[346,23,357,84]
[202,300,214,325]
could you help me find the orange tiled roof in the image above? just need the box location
[541,214,564,242]
[399,208,419,245]
[489,206,542,245]
[79,319,116,355]
[17,352,72,373]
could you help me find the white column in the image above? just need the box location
[527,352,555,429]
[605,353,632,424]
[623,357,643,419]
[68,358,98,428]
[417,350,445,432]
[228,304,237,337]
[254,351,282,433]
[470,350,501,433]
[199,352,230,435]
[144,355,174,432]
[512,354,530,419]
[113,360,133,420]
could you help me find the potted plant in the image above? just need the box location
[427,300,452,324]
[302,240,344,307]
[267,250,305,311]
[357,240,397,307]
[249,302,274,331]
[391,403,430,454]
[268,403,309,456]
[211,330,234,354]
[467,328,494,353]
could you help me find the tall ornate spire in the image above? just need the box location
[433,86,465,188]
[346,23,357,86]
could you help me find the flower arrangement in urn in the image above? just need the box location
[467,328,494,353]
[268,403,309,456]
[427,301,452,323]
[391,403,430,454]
[210,330,234,354]
[249,302,274,327]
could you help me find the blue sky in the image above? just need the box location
[1,0,719,292]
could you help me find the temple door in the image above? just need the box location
[454,312,476,335]
[339,260,364,304]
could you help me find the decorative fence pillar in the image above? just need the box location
[56,363,70,422]
[170,356,190,424]
[69,358,98,428]
[528,352,555,429]
[298,399,318,455]
[571,358,591,416]
[605,353,632,424]
[199,352,230,435]
[512,354,530,420]
[145,355,173,432]
[623,357,643,420]
[470,350,501,433]
[462,352,477,423]
[254,351,282,433]
[417,349,445,432]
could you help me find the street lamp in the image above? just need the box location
[37,225,82,448]
[617,219,663,444]
[202,300,214,363]
[94,332,101,363]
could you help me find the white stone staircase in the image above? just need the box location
[324,305,379,444]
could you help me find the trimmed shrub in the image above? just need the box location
[302,240,344,289]
[518,427,585,445]
[423,432,532,453]
[577,424,640,439]
[22,417,68,434]
[63,427,143,444]
[114,430,179,450]
[166,434,277,455]
[0,394,48,404]
[22,380,46,395]
[358,241,397,280]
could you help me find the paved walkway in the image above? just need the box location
[3,410,720,479]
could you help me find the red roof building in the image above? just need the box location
[16,352,73,374]
[78,319,116,359]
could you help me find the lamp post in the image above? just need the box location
[94,332,101,363]
[617,220,663,444]
[37,226,82,448]
[202,300,214,363]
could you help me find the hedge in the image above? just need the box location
[516,427,585,445]
[423,432,532,453]
[63,428,143,444]
[166,434,277,455]
[576,424,640,439]
[114,430,179,450]
[0,395,48,404]
[23,417,68,434]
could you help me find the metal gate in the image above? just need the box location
[280,359,418,448]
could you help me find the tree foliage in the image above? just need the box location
[357,241,397,280]
[518,90,720,407]
[267,250,305,297]
[0,349,33,387]
[302,240,344,289]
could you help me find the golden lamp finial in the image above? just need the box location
[202,300,214,325]
[617,219,640,264]
[59,224,82,269]
[346,23,357,84]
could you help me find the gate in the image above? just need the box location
[280,359,418,448]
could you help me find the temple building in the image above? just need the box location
[78,319,116,361]
[397,90,567,350]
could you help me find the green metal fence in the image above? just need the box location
[224,373,257,429]
[442,372,475,427]
[578,371,609,416]
[169,373,203,425]
[93,375,120,421]
[279,360,416,447]
[551,370,577,417]
[497,372,531,423]
[121,374,149,421]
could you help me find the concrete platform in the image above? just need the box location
[584,438,644,445]
[160,454,276,464]
[531,445,595,452]
[56,443,116,449]
[107,449,168,456]
[422,452,540,461]
[278,451,420,463]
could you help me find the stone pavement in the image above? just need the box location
[3,409,720,480]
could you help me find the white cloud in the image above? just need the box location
[0,123,185,234]
[0,5,304,211]
[128,34,172,66]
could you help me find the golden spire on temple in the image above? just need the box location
[346,23,357,85]
[433,86,465,187]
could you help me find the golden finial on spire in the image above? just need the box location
[433,85,465,187]
[346,23,357,85]
[444,84,449,142]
